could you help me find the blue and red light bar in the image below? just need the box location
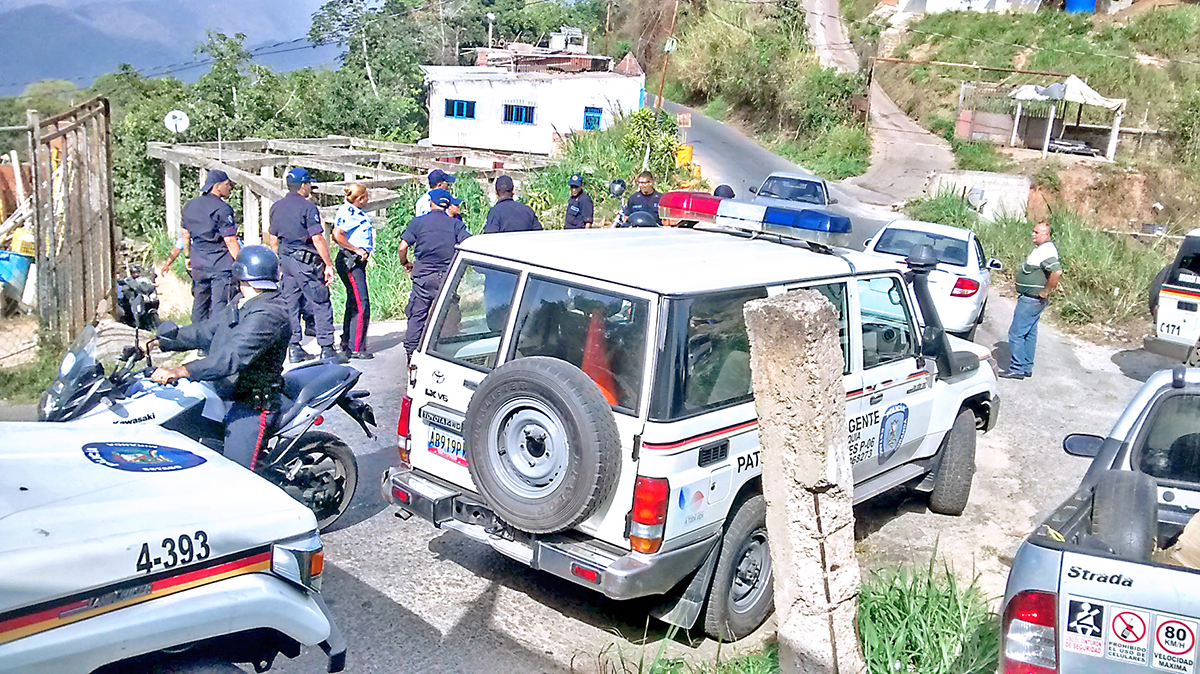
[658,190,852,243]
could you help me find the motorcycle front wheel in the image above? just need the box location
[264,430,358,531]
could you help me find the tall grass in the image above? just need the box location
[949,139,1013,173]
[858,559,999,674]
[773,124,871,180]
[904,189,1173,325]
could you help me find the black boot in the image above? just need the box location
[289,346,314,364]
[321,346,347,363]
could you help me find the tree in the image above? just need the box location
[19,79,83,117]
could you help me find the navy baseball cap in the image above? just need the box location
[428,169,456,187]
[201,169,230,193]
[285,167,312,185]
[495,175,514,193]
[428,188,463,208]
[568,174,583,187]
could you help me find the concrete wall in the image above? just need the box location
[928,170,1031,221]
[955,110,1015,144]
[427,74,645,155]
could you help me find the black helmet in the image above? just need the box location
[233,245,281,290]
[627,211,660,228]
[714,184,735,199]
[609,178,626,198]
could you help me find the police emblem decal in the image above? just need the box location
[83,442,207,472]
[877,403,909,461]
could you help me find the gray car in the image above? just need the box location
[749,172,838,209]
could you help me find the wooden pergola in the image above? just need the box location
[147,136,553,242]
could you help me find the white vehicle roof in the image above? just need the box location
[879,219,973,241]
[457,228,901,295]
[0,423,316,613]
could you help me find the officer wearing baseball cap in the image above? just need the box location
[182,169,241,325]
[268,167,340,363]
[564,174,593,229]
[483,175,542,234]
[398,188,471,359]
[415,168,457,218]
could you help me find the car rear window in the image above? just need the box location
[428,262,520,370]
[873,228,969,267]
[1137,394,1200,484]
[757,177,825,205]
[509,277,649,412]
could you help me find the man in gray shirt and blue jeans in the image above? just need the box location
[1002,221,1062,379]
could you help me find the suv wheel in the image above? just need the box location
[465,357,620,534]
[703,494,774,641]
[928,409,977,516]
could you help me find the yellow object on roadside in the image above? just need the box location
[9,227,35,256]
[675,144,694,167]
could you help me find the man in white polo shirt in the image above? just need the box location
[1002,221,1062,379]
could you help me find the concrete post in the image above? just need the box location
[343,171,356,183]
[1106,103,1123,162]
[243,185,260,245]
[164,161,181,237]
[1042,104,1056,159]
[1010,102,1022,148]
[260,166,275,240]
[743,289,864,674]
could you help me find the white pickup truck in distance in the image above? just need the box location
[1001,367,1200,674]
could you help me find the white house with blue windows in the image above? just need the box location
[420,65,646,155]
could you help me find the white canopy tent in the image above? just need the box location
[1008,75,1126,160]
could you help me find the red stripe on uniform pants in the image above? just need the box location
[348,272,365,352]
[250,409,269,471]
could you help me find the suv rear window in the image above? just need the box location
[650,288,767,421]
[509,277,649,412]
[428,262,520,370]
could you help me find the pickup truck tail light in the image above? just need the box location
[397,395,413,467]
[952,277,981,297]
[629,476,670,554]
[1002,590,1058,674]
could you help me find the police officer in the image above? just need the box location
[268,167,339,363]
[398,188,470,359]
[182,169,240,324]
[414,169,456,218]
[564,174,593,229]
[622,170,662,225]
[483,175,542,234]
[151,246,291,470]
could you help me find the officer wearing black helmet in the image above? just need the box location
[182,169,241,324]
[268,167,339,364]
[564,174,593,229]
[151,245,291,469]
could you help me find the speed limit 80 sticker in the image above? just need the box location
[1153,614,1198,673]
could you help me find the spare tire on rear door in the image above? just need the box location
[465,356,621,534]
[1091,469,1158,561]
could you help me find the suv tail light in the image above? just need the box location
[952,277,981,297]
[1001,590,1057,674]
[629,476,670,554]
[397,395,413,466]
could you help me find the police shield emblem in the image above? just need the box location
[877,403,909,461]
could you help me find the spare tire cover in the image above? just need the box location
[465,356,621,534]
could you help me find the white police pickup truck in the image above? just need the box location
[0,423,345,673]
[1001,367,1200,674]
[385,199,999,641]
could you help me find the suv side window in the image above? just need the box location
[428,262,520,370]
[678,288,767,416]
[857,276,916,369]
[1138,394,1200,483]
[510,276,649,412]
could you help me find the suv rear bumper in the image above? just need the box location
[383,467,718,601]
[1145,335,1191,361]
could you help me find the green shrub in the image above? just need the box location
[950,138,1013,172]
[704,95,730,121]
[0,336,63,403]
[773,124,871,180]
[1033,161,1063,192]
[858,559,999,674]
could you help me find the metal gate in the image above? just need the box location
[26,96,117,345]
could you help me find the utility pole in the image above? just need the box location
[604,0,613,55]
[654,0,681,110]
[487,12,496,49]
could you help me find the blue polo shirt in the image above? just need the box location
[182,193,237,272]
[334,202,375,253]
[269,192,322,256]
[483,197,542,234]
[401,210,470,279]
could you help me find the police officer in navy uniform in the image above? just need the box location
[621,170,661,226]
[151,246,291,470]
[564,174,593,229]
[483,175,542,234]
[183,169,240,324]
[268,168,339,363]
[415,169,456,218]
[398,188,470,359]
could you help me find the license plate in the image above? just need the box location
[427,425,467,466]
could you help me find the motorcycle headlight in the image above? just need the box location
[270,532,324,592]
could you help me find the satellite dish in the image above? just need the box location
[966,187,987,211]
[164,110,190,134]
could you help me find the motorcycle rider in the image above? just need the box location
[150,245,291,470]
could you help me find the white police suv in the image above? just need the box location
[385,195,1000,641]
